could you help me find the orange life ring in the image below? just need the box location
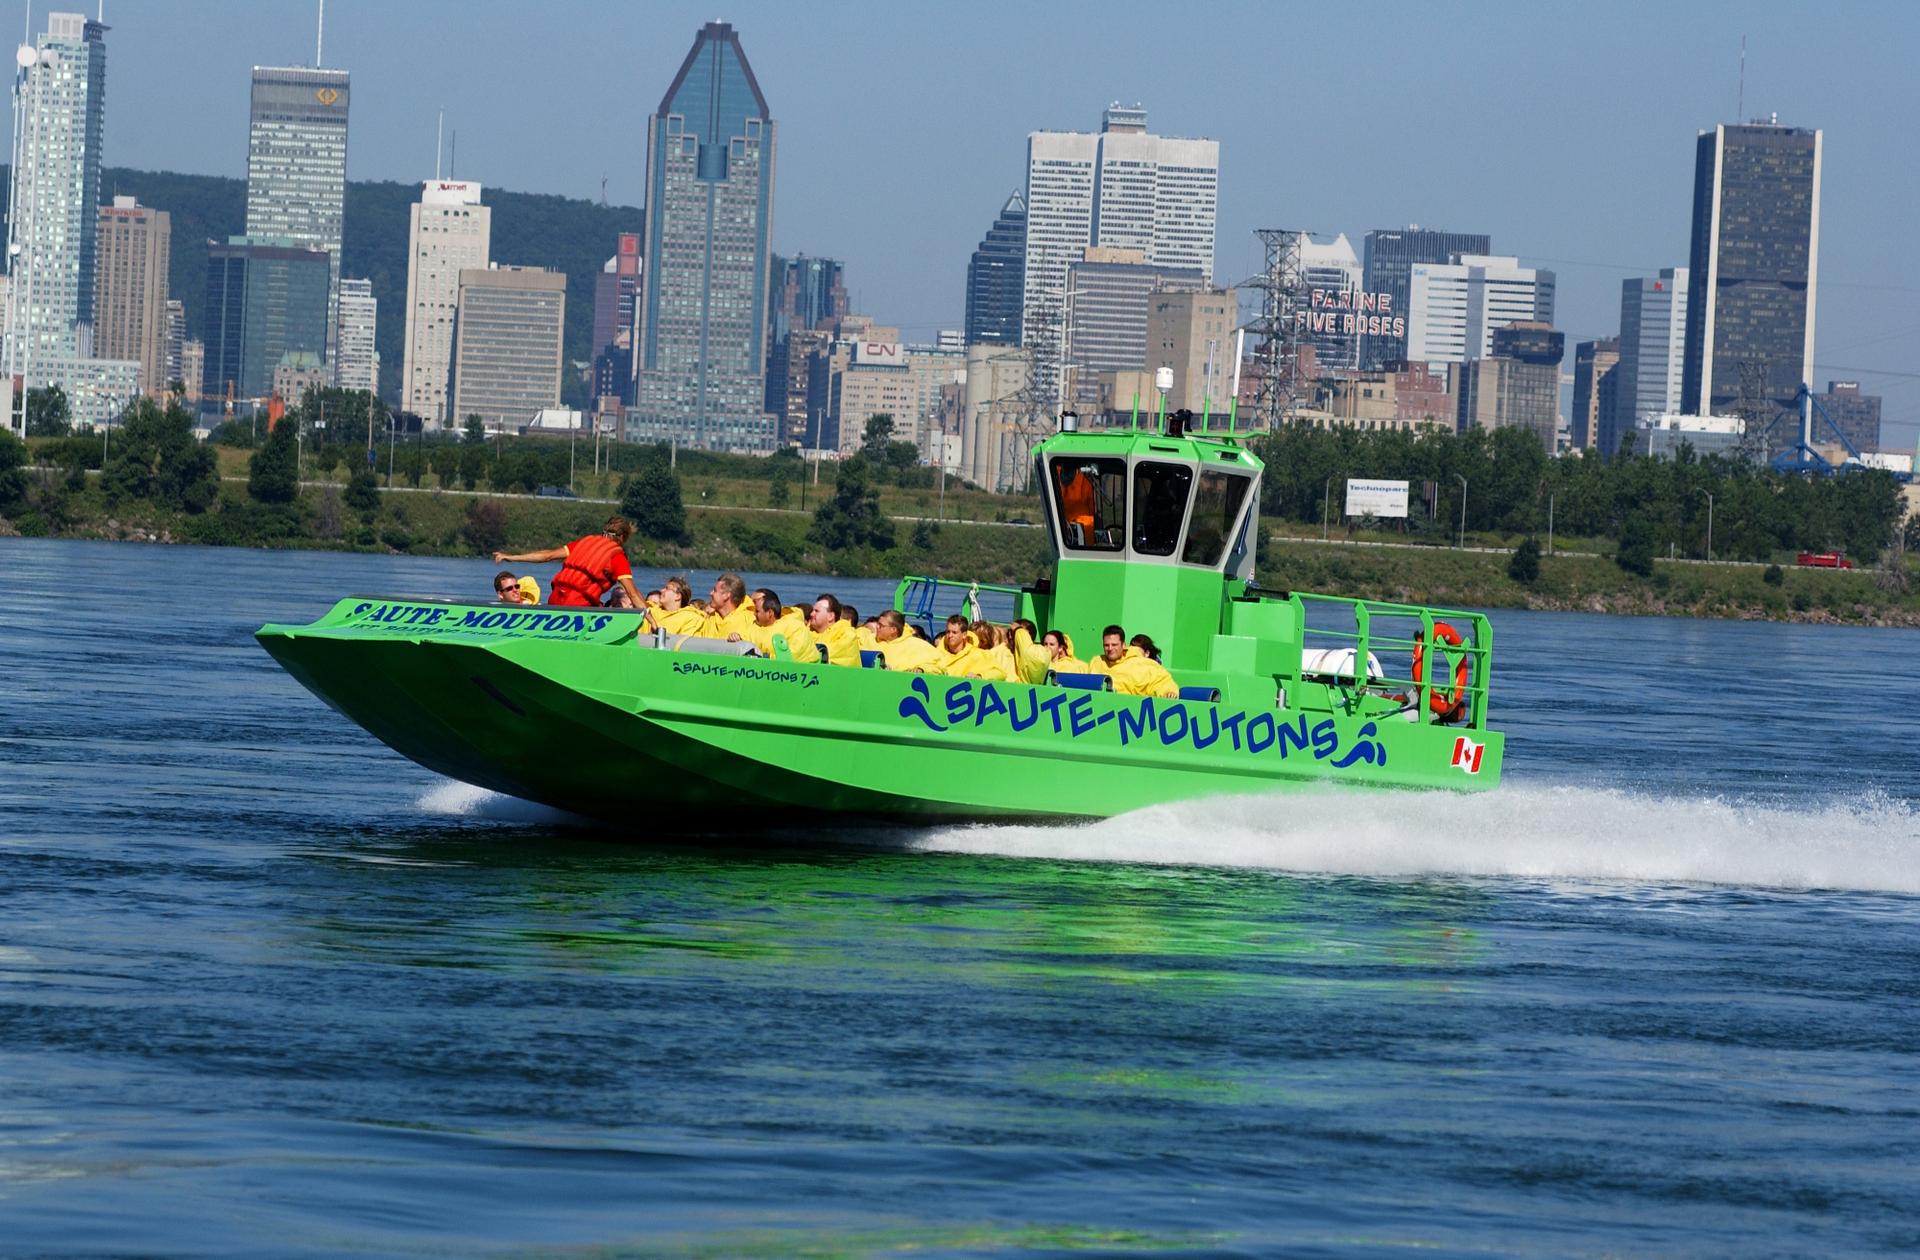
[1411,621,1470,717]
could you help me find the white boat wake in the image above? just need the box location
[910,785,1920,895]
[414,781,582,825]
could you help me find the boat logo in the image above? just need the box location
[899,676,1388,770]
[897,676,948,731]
[1451,736,1485,775]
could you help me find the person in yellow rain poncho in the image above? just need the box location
[873,609,943,672]
[934,615,1007,680]
[728,588,817,661]
[1088,624,1179,697]
[693,572,757,641]
[1041,629,1088,676]
[643,576,708,636]
[1007,619,1052,684]
[975,621,1019,682]
[807,595,862,666]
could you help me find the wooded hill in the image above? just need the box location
[1,165,642,405]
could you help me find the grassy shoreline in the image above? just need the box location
[6,479,1916,626]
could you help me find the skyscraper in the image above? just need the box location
[1610,267,1689,458]
[593,233,643,359]
[1457,322,1564,453]
[1570,338,1619,452]
[450,266,566,431]
[1022,105,1219,396]
[93,196,171,396]
[1360,227,1492,368]
[164,299,186,392]
[245,65,349,370]
[1062,247,1201,406]
[1297,232,1364,375]
[964,191,1025,347]
[401,180,490,424]
[763,253,847,422]
[1812,381,1881,452]
[1680,121,1821,418]
[4,12,108,395]
[201,238,331,402]
[591,232,642,407]
[632,21,777,453]
[1405,255,1555,364]
[335,277,377,393]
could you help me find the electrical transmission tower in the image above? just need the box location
[1732,358,1783,464]
[989,296,1062,492]
[1241,229,1310,431]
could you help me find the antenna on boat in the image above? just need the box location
[1129,390,1140,431]
[1154,367,1173,434]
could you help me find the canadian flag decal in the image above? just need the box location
[1451,736,1484,775]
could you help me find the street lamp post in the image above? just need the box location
[1323,475,1335,540]
[1701,489,1714,561]
[1455,474,1468,549]
[1547,491,1555,557]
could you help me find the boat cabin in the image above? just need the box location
[1033,427,1261,673]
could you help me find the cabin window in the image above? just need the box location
[1049,457,1127,551]
[1182,470,1252,566]
[1131,462,1193,556]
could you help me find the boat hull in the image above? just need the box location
[258,598,1503,823]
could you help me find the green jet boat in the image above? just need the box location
[258,417,1502,822]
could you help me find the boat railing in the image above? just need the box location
[1294,592,1493,729]
[894,576,1025,639]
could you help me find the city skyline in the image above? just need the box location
[19,0,1920,448]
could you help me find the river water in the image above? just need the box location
[3,537,1917,1257]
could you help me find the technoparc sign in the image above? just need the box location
[1297,289,1406,340]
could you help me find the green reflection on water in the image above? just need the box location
[289,832,1492,1004]
[532,1219,1228,1258]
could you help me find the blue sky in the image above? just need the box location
[78,0,1920,446]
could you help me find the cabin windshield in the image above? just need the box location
[1050,457,1127,551]
[1132,462,1193,556]
[1182,470,1253,566]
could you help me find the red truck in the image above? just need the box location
[1795,551,1854,569]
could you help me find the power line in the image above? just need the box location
[1507,250,1920,294]
[1813,364,1920,380]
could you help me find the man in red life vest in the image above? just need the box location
[493,516,642,608]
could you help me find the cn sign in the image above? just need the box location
[855,342,902,365]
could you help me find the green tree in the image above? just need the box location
[860,413,896,462]
[620,446,689,543]
[0,427,28,515]
[345,467,381,516]
[463,414,487,445]
[884,439,920,480]
[458,445,487,491]
[1615,513,1656,577]
[1507,536,1541,584]
[100,398,219,512]
[248,420,300,504]
[1762,563,1784,586]
[768,464,791,508]
[808,454,895,551]
[24,386,72,437]
[461,498,507,553]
